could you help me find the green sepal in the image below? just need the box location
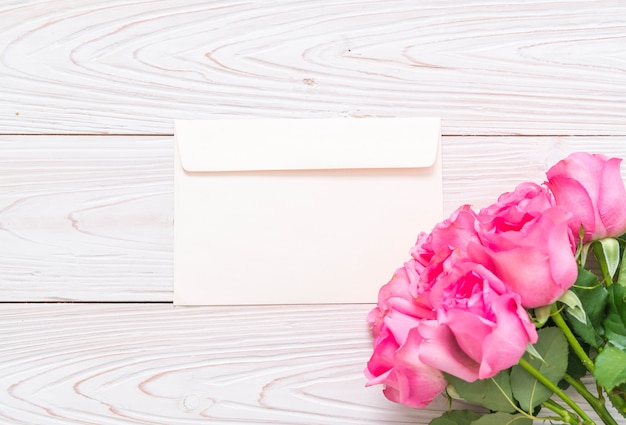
[532,305,552,327]
[525,343,543,362]
[559,290,586,324]
[565,266,607,348]
[580,242,591,267]
[617,236,626,287]
[599,238,621,279]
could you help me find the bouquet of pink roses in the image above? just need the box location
[366,152,626,425]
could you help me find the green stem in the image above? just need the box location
[518,357,595,424]
[563,374,619,425]
[550,306,620,424]
[551,305,595,372]
[542,399,581,425]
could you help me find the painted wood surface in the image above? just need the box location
[2,0,626,423]
[0,304,616,425]
[0,136,172,301]
[1,1,625,135]
[2,135,626,301]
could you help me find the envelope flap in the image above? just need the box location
[175,118,440,172]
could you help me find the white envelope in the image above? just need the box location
[174,118,442,305]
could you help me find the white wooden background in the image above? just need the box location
[1,1,626,424]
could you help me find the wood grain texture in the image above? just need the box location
[1,0,625,135]
[2,135,626,301]
[0,303,618,425]
[3,1,626,423]
[0,136,172,301]
[0,304,439,425]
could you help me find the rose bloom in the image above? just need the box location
[418,261,538,381]
[472,183,578,308]
[366,257,538,407]
[409,205,480,299]
[364,206,480,409]
[365,204,537,407]
[546,152,626,242]
[365,325,446,409]
[410,205,479,266]
[365,263,446,408]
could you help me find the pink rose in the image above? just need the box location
[372,261,435,326]
[477,182,554,231]
[472,183,578,308]
[418,262,537,381]
[410,205,478,265]
[409,205,480,299]
[366,205,487,407]
[365,320,447,408]
[365,265,446,408]
[546,152,626,242]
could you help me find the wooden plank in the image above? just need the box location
[0,304,421,425]
[0,136,173,302]
[2,135,626,301]
[443,135,626,212]
[1,1,625,136]
[0,303,615,424]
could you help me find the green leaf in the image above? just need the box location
[445,370,516,413]
[608,383,626,419]
[470,412,532,425]
[566,266,608,348]
[594,345,626,391]
[599,238,621,278]
[603,284,626,349]
[510,327,568,411]
[429,410,482,425]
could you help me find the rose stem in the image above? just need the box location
[551,305,595,372]
[518,357,595,425]
[562,374,619,425]
[542,399,582,425]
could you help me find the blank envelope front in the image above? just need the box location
[174,118,442,305]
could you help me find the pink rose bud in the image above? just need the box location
[546,152,626,242]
